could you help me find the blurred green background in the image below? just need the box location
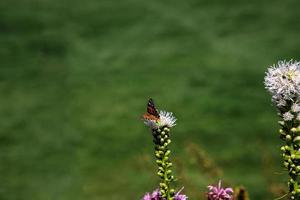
[1,0,300,199]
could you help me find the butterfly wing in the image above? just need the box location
[142,98,160,121]
[147,98,160,118]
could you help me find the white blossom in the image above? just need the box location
[283,111,294,121]
[159,110,177,128]
[292,103,300,113]
[264,60,300,104]
[297,114,300,121]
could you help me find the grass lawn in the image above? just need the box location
[1,0,300,199]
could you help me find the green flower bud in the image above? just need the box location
[164,127,170,132]
[284,162,289,168]
[165,150,171,156]
[170,189,175,194]
[278,121,284,126]
[159,146,165,150]
[291,127,298,132]
[161,131,166,136]
[293,136,300,145]
[166,163,173,168]
[291,164,296,168]
[286,134,292,141]
[282,153,286,157]
[157,172,164,177]
[156,160,162,165]
[285,145,291,150]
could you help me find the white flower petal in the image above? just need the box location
[159,110,177,128]
[264,60,300,106]
[283,111,294,121]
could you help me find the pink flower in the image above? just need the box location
[207,180,233,200]
[142,189,161,200]
[174,187,188,200]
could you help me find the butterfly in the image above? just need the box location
[142,98,160,121]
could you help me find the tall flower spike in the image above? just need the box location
[141,98,183,200]
[264,60,300,106]
[207,180,233,200]
[265,60,300,200]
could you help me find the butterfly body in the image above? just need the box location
[142,98,160,122]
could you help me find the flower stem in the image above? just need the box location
[278,101,300,199]
[152,126,175,200]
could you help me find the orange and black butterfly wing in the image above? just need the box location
[147,98,160,118]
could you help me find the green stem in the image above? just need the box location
[279,101,300,200]
[152,126,175,200]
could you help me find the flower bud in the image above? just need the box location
[156,160,162,165]
[284,162,289,168]
[293,136,300,145]
[164,127,170,132]
[159,183,167,189]
[165,150,171,157]
[291,128,298,133]
[286,134,292,141]
[157,172,164,177]
[166,163,173,168]
[291,164,296,168]
[170,189,175,195]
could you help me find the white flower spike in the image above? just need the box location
[264,60,300,105]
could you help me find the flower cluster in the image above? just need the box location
[143,189,160,200]
[207,181,233,200]
[142,188,187,200]
[264,60,300,107]
[142,99,180,200]
[143,110,177,130]
[265,60,300,200]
